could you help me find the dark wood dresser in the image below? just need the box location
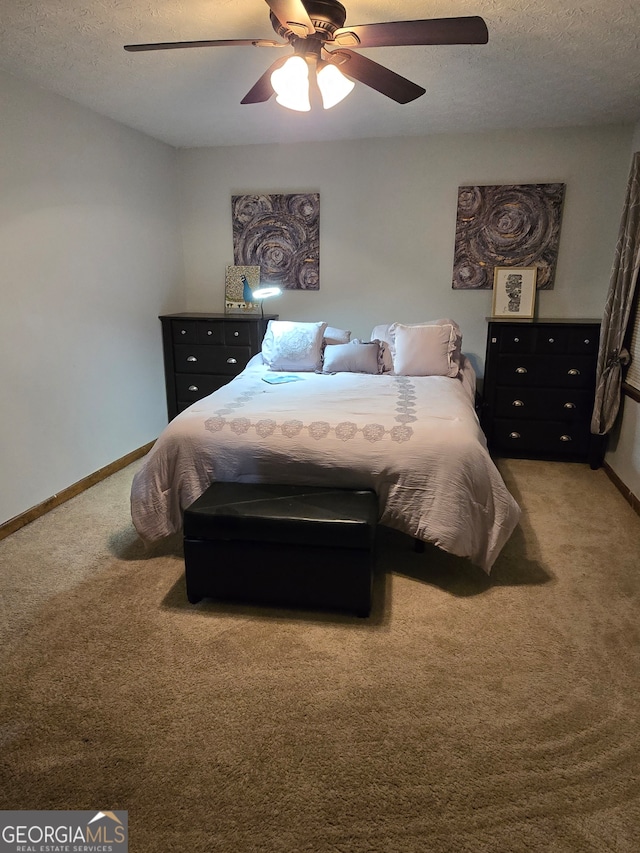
[481,318,603,466]
[159,313,278,420]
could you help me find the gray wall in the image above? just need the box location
[0,70,183,525]
[178,126,632,377]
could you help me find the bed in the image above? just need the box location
[131,319,520,573]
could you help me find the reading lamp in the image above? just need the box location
[252,285,282,318]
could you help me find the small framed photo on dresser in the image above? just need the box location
[492,267,537,318]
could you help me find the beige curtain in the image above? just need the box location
[591,151,640,435]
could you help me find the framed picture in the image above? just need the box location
[492,267,537,318]
[225,265,261,314]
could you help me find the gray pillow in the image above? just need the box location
[322,341,382,374]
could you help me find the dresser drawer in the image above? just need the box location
[176,379,230,412]
[174,344,253,374]
[534,326,572,353]
[496,354,595,388]
[496,326,537,353]
[567,327,599,354]
[171,319,199,343]
[495,388,594,421]
[495,355,538,386]
[224,323,253,346]
[175,373,228,403]
[535,355,596,388]
[492,419,591,456]
[197,321,225,345]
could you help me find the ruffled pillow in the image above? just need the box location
[389,323,460,377]
[262,320,327,371]
[373,318,463,373]
[370,325,394,372]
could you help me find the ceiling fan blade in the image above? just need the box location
[332,16,488,48]
[264,0,315,37]
[124,38,285,52]
[241,56,289,104]
[326,49,425,104]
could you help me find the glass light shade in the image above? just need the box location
[317,64,355,109]
[271,56,311,112]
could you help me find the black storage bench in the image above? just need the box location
[183,482,378,616]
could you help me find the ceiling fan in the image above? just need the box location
[124,0,488,112]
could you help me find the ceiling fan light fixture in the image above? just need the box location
[271,55,311,111]
[124,2,489,111]
[317,62,355,109]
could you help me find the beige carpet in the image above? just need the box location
[1,458,639,852]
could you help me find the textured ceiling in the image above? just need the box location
[1,0,640,148]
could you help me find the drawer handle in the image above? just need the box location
[187,356,198,362]
[512,399,525,407]
[513,337,520,343]
[515,367,528,374]
[560,434,572,442]
[584,339,590,345]
[207,330,213,336]
[548,337,555,344]
[567,368,580,376]
[227,357,237,364]
[188,385,198,392]
[180,329,187,335]
[233,330,239,337]
[508,432,521,440]
[563,401,576,409]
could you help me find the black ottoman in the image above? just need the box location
[183,482,378,616]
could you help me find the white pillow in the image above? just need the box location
[370,324,394,372]
[373,318,463,373]
[433,318,463,366]
[324,326,351,345]
[262,320,327,371]
[390,323,460,377]
[322,341,382,374]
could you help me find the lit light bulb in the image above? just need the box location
[252,286,282,299]
[317,64,355,109]
[271,56,311,112]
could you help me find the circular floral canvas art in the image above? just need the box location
[452,183,565,290]
[232,193,320,291]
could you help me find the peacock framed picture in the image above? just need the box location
[225,265,261,314]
